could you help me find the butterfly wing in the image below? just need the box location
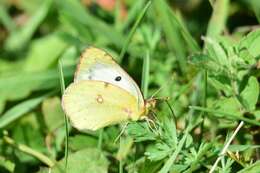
[74,47,145,110]
[62,80,145,131]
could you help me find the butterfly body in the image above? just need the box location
[62,47,149,131]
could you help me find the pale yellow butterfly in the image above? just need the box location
[62,47,155,131]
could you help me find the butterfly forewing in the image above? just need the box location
[74,47,145,109]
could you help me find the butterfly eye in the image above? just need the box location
[115,76,122,81]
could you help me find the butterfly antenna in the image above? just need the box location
[114,122,129,143]
[165,99,177,124]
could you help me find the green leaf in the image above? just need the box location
[69,135,98,151]
[239,76,259,111]
[0,67,73,101]
[253,110,260,121]
[204,37,229,68]
[145,143,172,161]
[24,33,68,71]
[0,156,15,172]
[127,122,157,142]
[0,93,51,128]
[12,115,46,162]
[208,76,232,96]
[238,29,260,58]
[237,160,260,173]
[38,148,109,173]
[189,53,221,72]
[228,145,260,152]
[214,97,242,116]
[0,59,24,75]
[42,97,64,132]
[248,0,260,23]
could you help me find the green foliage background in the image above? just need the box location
[0,0,260,172]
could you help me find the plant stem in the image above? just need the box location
[98,129,103,150]
[58,58,69,170]
[3,135,55,167]
[119,137,123,173]
[199,70,208,143]
[141,50,150,99]
[209,121,244,173]
[190,106,260,126]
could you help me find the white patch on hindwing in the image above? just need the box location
[75,63,140,99]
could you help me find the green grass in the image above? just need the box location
[0,0,260,173]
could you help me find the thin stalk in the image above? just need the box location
[209,121,244,173]
[189,106,260,126]
[199,70,207,143]
[98,129,103,150]
[119,137,123,173]
[3,135,54,167]
[58,59,69,170]
[165,100,177,126]
[114,0,121,30]
[141,50,150,98]
[119,160,123,173]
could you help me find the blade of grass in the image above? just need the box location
[98,129,104,150]
[58,59,69,171]
[190,106,260,126]
[199,70,208,143]
[153,0,187,73]
[114,0,121,30]
[166,6,201,52]
[119,1,152,61]
[0,5,16,32]
[58,0,124,48]
[120,0,146,31]
[0,66,74,102]
[0,92,54,128]
[141,50,150,99]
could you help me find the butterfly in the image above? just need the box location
[62,47,155,131]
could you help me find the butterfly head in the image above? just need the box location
[145,98,157,110]
[143,96,170,112]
